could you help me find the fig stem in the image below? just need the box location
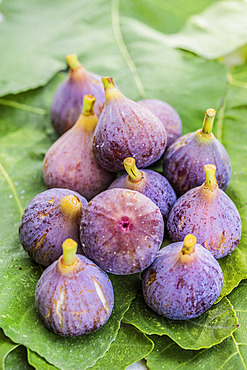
[65,54,81,71]
[202,108,216,135]
[62,239,78,265]
[182,234,197,254]
[60,195,81,217]
[102,77,121,101]
[204,164,217,189]
[124,157,143,182]
[102,77,115,90]
[82,95,96,116]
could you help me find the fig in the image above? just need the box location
[163,108,231,195]
[92,77,167,172]
[44,95,115,200]
[80,188,164,275]
[142,234,223,320]
[138,99,182,147]
[51,54,105,136]
[19,188,87,266]
[167,164,242,259]
[108,157,176,223]
[35,238,114,336]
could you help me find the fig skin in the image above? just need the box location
[80,188,164,275]
[167,165,242,259]
[36,239,114,336]
[51,54,105,136]
[92,77,167,172]
[44,95,115,201]
[163,108,231,195]
[108,157,176,223]
[138,99,182,147]
[142,235,223,320]
[19,188,88,266]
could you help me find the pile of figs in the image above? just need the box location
[19,54,242,337]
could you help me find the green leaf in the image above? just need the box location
[121,0,217,35]
[0,329,19,370]
[215,65,247,299]
[0,0,227,101]
[91,324,153,370]
[27,350,58,370]
[5,346,33,370]
[123,293,238,350]
[146,280,247,369]
[167,1,247,59]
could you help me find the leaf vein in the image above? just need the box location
[111,0,145,98]
[0,162,23,216]
[231,333,247,369]
[0,99,47,115]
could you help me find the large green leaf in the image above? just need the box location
[0,329,19,370]
[91,325,153,370]
[166,1,247,59]
[0,0,229,99]
[123,293,238,350]
[146,280,247,369]
[216,65,247,299]
[27,350,58,370]
[5,346,33,370]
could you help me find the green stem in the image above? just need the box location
[102,76,115,90]
[124,157,143,182]
[181,234,197,254]
[62,239,78,265]
[204,164,217,189]
[202,108,216,135]
[82,95,96,116]
[65,54,81,70]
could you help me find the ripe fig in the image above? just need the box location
[167,164,242,259]
[108,157,176,223]
[36,238,114,336]
[163,108,231,195]
[92,77,167,172]
[44,95,115,200]
[142,234,223,320]
[80,188,164,275]
[19,188,87,266]
[51,54,105,136]
[138,99,182,147]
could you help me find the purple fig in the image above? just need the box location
[44,95,115,200]
[138,99,182,147]
[108,157,176,223]
[36,238,114,336]
[163,108,231,195]
[92,77,167,172]
[19,188,87,266]
[167,164,242,259]
[51,54,105,136]
[142,234,223,320]
[80,188,164,275]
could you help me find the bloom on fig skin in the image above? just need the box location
[36,239,114,336]
[163,108,231,195]
[167,164,242,259]
[138,99,182,147]
[93,77,167,172]
[19,188,88,266]
[142,235,223,320]
[44,95,115,200]
[51,54,105,136]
